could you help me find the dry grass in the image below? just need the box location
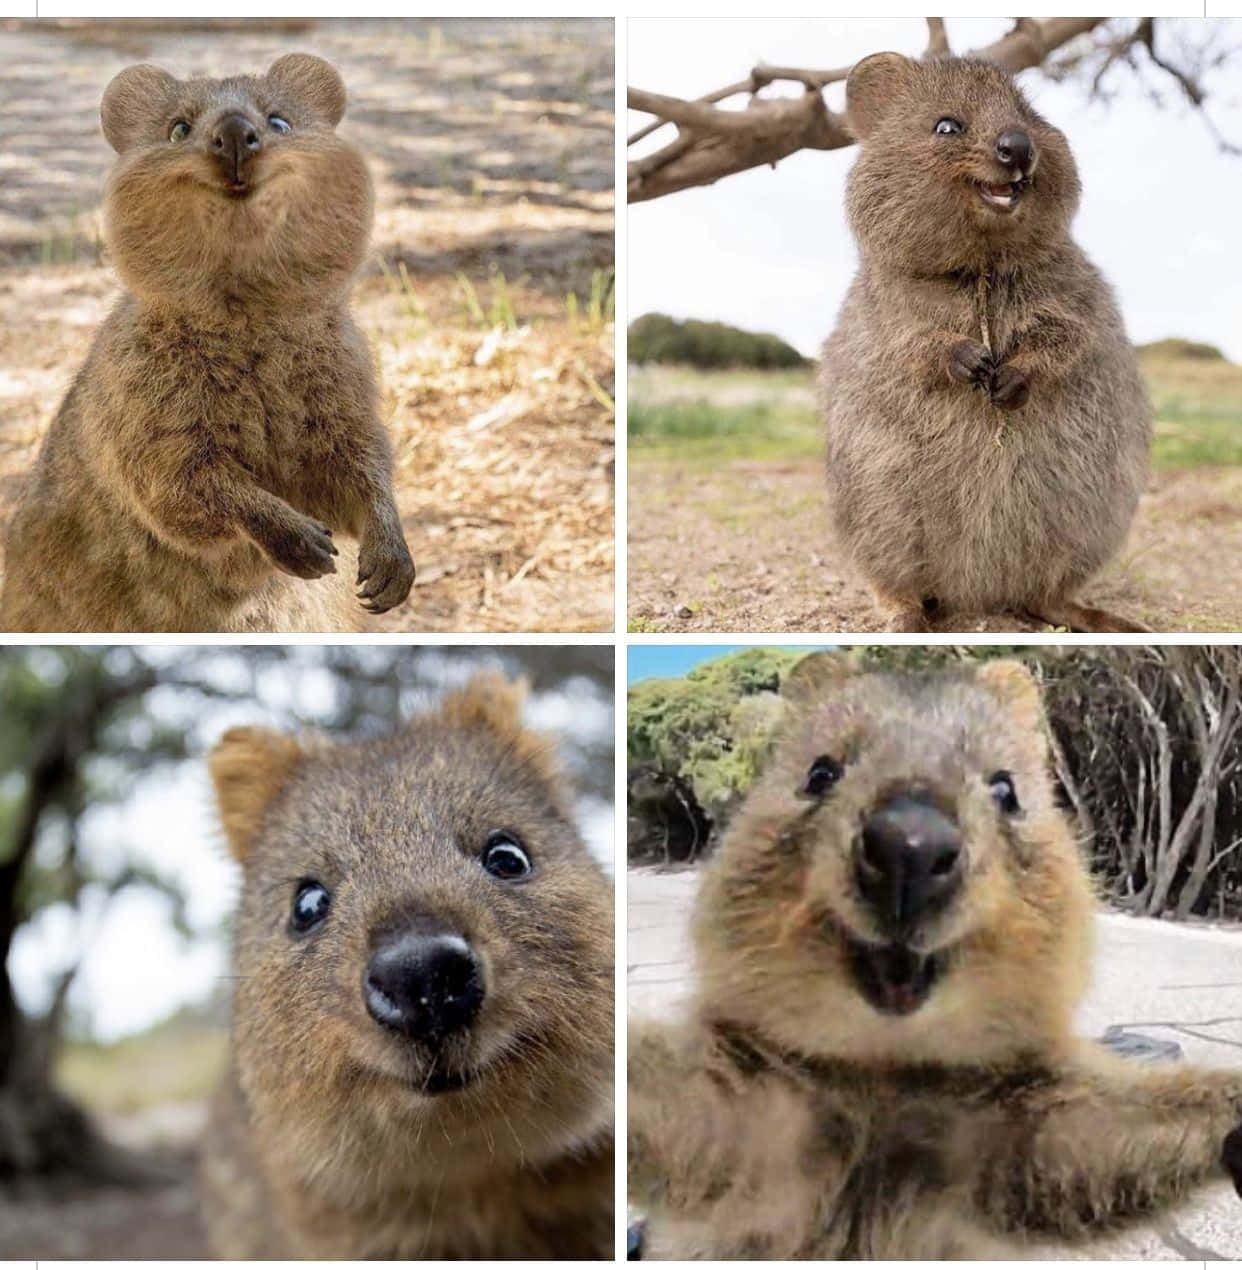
[364,265,614,631]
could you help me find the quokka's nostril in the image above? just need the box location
[929,843,961,877]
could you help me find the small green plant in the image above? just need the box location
[455,272,488,329]
[377,254,425,327]
[567,270,614,334]
[488,271,518,331]
[39,205,85,267]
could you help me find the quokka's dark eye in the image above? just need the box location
[290,879,331,933]
[801,755,844,799]
[267,114,291,134]
[169,120,192,142]
[989,770,1020,815]
[482,832,532,880]
[934,116,963,136]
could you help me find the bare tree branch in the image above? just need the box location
[628,16,1238,203]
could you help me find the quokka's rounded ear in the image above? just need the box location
[437,672,567,793]
[975,659,1046,735]
[209,726,305,862]
[781,650,857,706]
[845,51,916,142]
[438,670,528,735]
[266,53,347,127]
[101,64,178,153]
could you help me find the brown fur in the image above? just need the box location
[630,653,1242,1257]
[820,55,1151,633]
[201,673,614,1258]
[0,55,414,632]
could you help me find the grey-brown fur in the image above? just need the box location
[201,674,614,1258]
[630,653,1242,1258]
[820,55,1151,633]
[1,55,414,632]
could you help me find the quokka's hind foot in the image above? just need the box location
[876,594,932,633]
[1026,599,1150,634]
[873,594,929,635]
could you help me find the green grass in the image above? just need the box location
[630,354,1242,470]
[1144,350,1242,466]
[629,365,820,463]
[628,398,821,463]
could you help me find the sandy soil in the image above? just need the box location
[628,456,1242,633]
[0,17,614,632]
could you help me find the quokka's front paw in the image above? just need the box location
[989,363,1030,411]
[947,339,994,389]
[1223,1122,1242,1198]
[255,510,339,579]
[357,524,415,614]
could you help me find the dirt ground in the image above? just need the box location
[0,1099,211,1259]
[0,1155,208,1259]
[629,458,1242,633]
[0,17,614,632]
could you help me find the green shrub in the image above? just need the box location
[1138,338,1226,362]
[628,312,807,370]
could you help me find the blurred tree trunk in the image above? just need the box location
[0,664,156,1183]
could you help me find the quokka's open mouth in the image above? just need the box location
[847,939,943,1015]
[975,178,1029,213]
[421,1064,474,1095]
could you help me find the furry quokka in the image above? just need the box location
[820,54,1151,633]
[1,54,414,632]
[630,653,1242,1258]
[201,674,614,1258]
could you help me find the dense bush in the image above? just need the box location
[627,648,801,861]
[627,645,1242,920]
[1137,338,1226,362]
[628,312,807,370]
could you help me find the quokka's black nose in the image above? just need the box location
[211,113,262,182]
[856,793,963,933]
[995,129,1034,174]
[364,927,483,1042]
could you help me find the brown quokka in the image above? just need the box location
[0,55,414,632]
[820,54,1151,633]
[630,653,1242,1258]
[201,673,614,1258]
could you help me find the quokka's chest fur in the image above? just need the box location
[99,304,373,497]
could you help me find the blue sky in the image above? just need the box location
[628,644,829,684]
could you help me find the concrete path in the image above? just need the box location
[627,866,1242,1260]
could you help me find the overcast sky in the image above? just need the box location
[9,653,614,1043]
[629,18,1242,362]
